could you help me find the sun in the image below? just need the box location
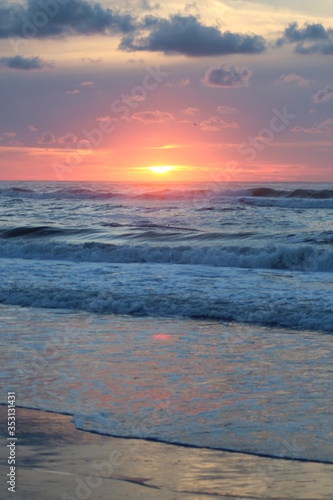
[149,165,174,174]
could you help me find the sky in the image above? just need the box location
[0,0,333,182]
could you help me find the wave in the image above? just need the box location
[134,188,213,200]
[1,260,332,333]
[2,184,333,204]
[131,186,333,202]
[239,197,333,209]
[11,187,34,193]
[0,186,119,201]
[250,187,333,199]
[102,222,200,232]
[0,239,333,271]
[0,226,92,238]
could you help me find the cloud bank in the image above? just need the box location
[0,1,266,60]
[119,14,266,56]
[0,0,135,38]
[277,22,333,55]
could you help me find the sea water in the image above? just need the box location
[0,181,332,462]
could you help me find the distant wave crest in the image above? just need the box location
[2,185,333,207]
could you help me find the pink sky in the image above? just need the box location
[1,0,333,181]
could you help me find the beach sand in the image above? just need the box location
[1,407,333,499]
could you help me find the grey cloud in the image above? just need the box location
[1,3,266,60]
[81,57,102,63]
[58,132,77,144]
[277,73,310,87]
[132,110,175,123]
[202,65,252,88]
[217,105,238,114]
[0,55,51,70]
[292,119,333,134]
[200,116,239,132]
[119,14,266,56]
[181,107,199,115]
[37,131,56,144]
[313,86,333,103]
[0,0,135,39]
[140,0,160,11]
[277,22,333,55]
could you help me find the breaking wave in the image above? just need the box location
[0,239,332,272]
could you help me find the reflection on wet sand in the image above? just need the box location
[0,407,332,500]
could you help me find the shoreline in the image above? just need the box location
[1,403,332,466]
[1,407,333,499]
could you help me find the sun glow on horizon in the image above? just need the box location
[149,165,174,174]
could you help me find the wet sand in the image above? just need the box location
[1,406,333,499]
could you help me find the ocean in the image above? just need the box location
[1,181,333,464]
